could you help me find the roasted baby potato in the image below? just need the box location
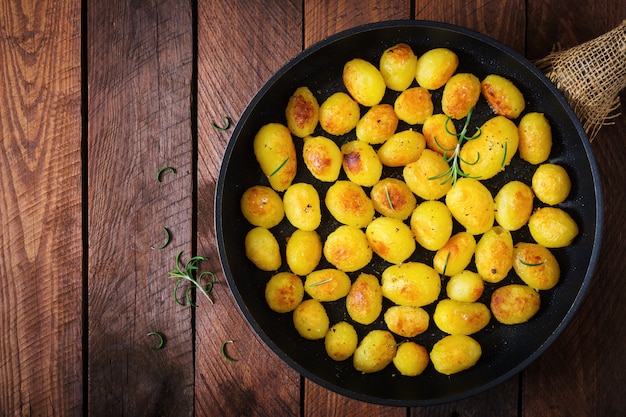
[384,305,429,337]
[240,185,285,228]
[446,270,484,302]
[532,163,571,205]
[319,92,360,136]
[475,226,514,283]
[394,86,434,125]
[494,180,534,231]
[253,123,297,192]
[341,140,383,187]
[445,178,495,235]
[325,321,358,361]
[393,341,429,376]
[305,268,352,302]
[265,271,304,313]
[283,183,321,231]
[518,112,552,164]
[379,43,418,91]
[433,299,491,335]
[381,262,441,307]
[323,225,372,272]
[491,284,540,325]
[415,48,459,90]
[353,329,397,373]
[422,113,458,157]
[528,207,579,248]
[245,227,281,271]
[403,149,453,200]
[441,73,481,119]
[346,273,383,325]
[370,178,417,220]
[285,86,319,138]
[293,299,329,340]
[286,229,322,276]
[513,242,560,290]
[430,334,481,375]
[343,58,386,106]
[410,200,453,251]
[481,74,525,119]
[365,216,416,264]
[356,103,398,144]
[302,135,343,182]
[325,180,375,228]
[377,129,426,167]
[433,232,477,277]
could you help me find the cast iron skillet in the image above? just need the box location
[215,20,603,406]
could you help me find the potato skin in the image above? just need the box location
[245,227,281,271]
[240,185,285,228]
[283,183,322,231]
[513,242,560,290]
[319,92,360,136]
[410,200,453,251]
[253,123,297,192]
[379,43,418,91]
[446,270,484,302]
[365,216,416,264]
[393,342,429,376]
[286,229,322,276]
[481,74,525,119]
[325,321,358,361]
[293,299,330,340]
[346,273,383,325]
[343,58,386,106]
[422,113,458,157]
[528,207,579,248]
[305,268,352,302]
[518,112,552,164]
[381,262,441,307]
[475,226,514,283]
[491,284,540,325]
[415,48,459,90]
[377,129,426,167]
[265,271,304,313]
[325,181,375,228]
[370,178,417,220]
[384,305,430,337]
[341,140,383,187]
[302,136,343,182]
[356,104,398,144]
[494,181,534,231]
[403,149,453,200]
[353,330,397,373]
[532,163,571,205]
[323,225,372,272]
[446,178,495,235]
[285,86,319,138]
[433,299,491,335]
[430,335,481,375]
[394,87,434,125]
[441,73,481,119]
[433,232,476,277]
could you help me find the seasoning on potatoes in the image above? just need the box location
[265,271,304,313]
[433,299,491,335]
[446,270,484,302]
[353,330,397,373]
[286,229,322,276]
[430,334,481,375]
[319,91,360,136]
[285,86,319,138]
[370,178,417,220]
[415,48,459,90]
[441,73,481,119]
[293,299,330,340]
[481,74,526,119]
[283,183,321,231]
[346,273,383,325]
[491,284,540,325]
[305,268,352,302]
[240,185,285,228]
[393,341,429,377]
[528,207,579,248]
[302,135,342,182]
[433,232,477,277]
[343,58,386,107]
[379,43,418,91]
[459,115,519,180]
[365,216,416,264]
[325,180,375,228]
[513,242,560,290]
[381,262,441,307]
[518,112,552,164]
[422,113,458,157]
[394,86,434,125]
[445,178,495,235]
[323,225,372,272]
[356,103,399,144]
[532,163,571,205]
[384,305,429,337]
[325,321,358,361]
[410,200,453,251]
[341,140,383,187]
[403,149,453,200]
[245,227,281,271]
[377,129,426,167]
[253,122,297,192]
[475,226,514,283]
[494,180,534,231]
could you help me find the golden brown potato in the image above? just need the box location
[245,227,281,271]
[422,113,458,157]
[415,48,459,90]
[381,262,441,307]
[491,284,540,325]
[393,341,429,376]
[379,43,418,91]
[356,104,399,144]
[302,136,343,182]
[481,74,526,119]
[433,232,477,277]
[285,86,319,138]
[283,183,322,231]
[513,242,560,290]
[445,178,495,235]
[253,123,297,192]
[323,225,372,272]
[325,321,358,361]
[377,129,426,167]
[475,226,514,283]
[319,92,360,136]
[353,330,397,373]
[518,112,552,164]
[403,149,453,200]
[365,216,416,264]
[394,86,434,125]
[346,273,383,325]
[384,305,430,337]
[370,178,417,220]
[532,163,571,205]
[410,200,453,251]
[265,271,304,313]
[433,299,491,335]
[304,268,352,302]
[430,334,481,375]
[446,270,484,302]
[528,207,579,248]
[240,185,285,228]
[494,181,534,231]
[341,140,383,187]
[286,229,322,276]
[343,58,386,106]
[293,299,329,340]
[441,73,481,119]
[325,180,375,228]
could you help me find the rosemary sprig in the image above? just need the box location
[168,251,217,307]
[429,107,482,186]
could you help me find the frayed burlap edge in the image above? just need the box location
[535,20,626,141]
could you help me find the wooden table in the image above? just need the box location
[1,1,624,416]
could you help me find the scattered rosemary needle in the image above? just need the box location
[520,259,547,267]
[156,166,176,182]
[309,278,333,287]
[168,251,217,307]
[221,340,239,362]
[151,227,171,250]
[384,186,394,211]
[147,331,165,350]
[211,116,232,131]
[269,157,289,177]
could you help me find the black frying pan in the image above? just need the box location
[215,20,603,406]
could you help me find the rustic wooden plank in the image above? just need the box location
[0,1,83,415]
[87,0,194,415]
[196,1,303,416]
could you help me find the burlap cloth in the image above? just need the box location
[535,20,626,141]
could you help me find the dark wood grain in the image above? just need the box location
[87,0,194,415]
[0,1,82,416]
